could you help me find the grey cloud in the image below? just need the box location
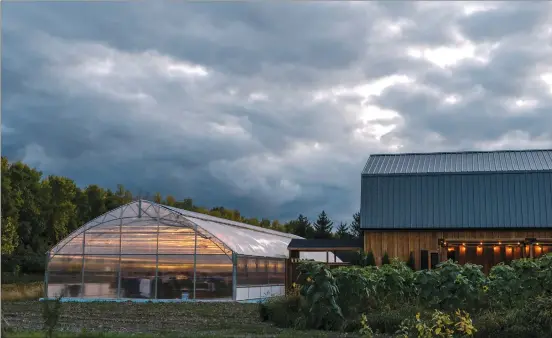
[3,1,552,223]
[457,2,549,42]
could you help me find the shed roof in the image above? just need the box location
[362,149,552,176]
[288,239,363,251]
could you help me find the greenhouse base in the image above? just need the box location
[38,297,268,304]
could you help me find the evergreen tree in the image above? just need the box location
[286,214,314,238]
[365,250,376,266]
[335,222,350,239]
[382,252,391,265]
[350,211,362,239]
[313,210,333,239]
[407,251,416,270]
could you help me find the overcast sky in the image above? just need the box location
[2,1,552,224]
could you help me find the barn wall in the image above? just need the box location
[363,229,552,271]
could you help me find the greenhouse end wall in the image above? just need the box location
[46,201,292,301]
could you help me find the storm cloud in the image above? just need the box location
[2,1,552,223]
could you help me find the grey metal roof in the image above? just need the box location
[360,172,552,229]
[362,149,552,176]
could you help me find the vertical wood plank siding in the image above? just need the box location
[363,229,552,270]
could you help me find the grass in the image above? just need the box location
[2,301,359,338]
[5,331,359,338]
[1,282,43,301]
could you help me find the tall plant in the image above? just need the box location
[296,262,344,330]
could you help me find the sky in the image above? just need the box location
[2,1,552,224]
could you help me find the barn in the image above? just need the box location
[361,149,552,272]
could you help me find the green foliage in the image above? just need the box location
[398,309,476,338]
[259,294,304,329]
[350,211,362,239]
[1,156,305,276]
[285,214,314,238]
[415,261,487,312]
[43,296,63,338]
[335,222,350,239]
[486,263,521,308]
[265,254,552,335]
[1,216,19,256]
[358,313,374,338]
[297,261,344,330]
[313,211,334,239]
[381,252,390,265]
[475,295,552,338]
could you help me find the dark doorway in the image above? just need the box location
[446,248,456,262]
[421,250,429,270]
[430,252,439,269]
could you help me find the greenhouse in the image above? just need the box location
[46,200,337,301]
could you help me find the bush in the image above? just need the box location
[475,295,552,338]
[262,254,552,335]
[364,305,422,334]
[415,260,487,311]
[381,252,390,265]
[365,251,376,267]
[259,294,304,328]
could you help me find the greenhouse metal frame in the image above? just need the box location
[46,200,334,301]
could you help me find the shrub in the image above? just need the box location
[381,252,390,265]
[364,305,422,334]
[259,294,304,328]
[365,250,376,267]
[475,295,552,338]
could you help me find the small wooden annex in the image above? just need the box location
[361,149,552,273]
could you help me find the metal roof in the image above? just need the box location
[361,172,552,229]
[288,239,363,250]
[362,149,552,176]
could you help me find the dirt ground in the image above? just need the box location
[2,301,358,337]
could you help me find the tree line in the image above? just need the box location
[1,156,362,275]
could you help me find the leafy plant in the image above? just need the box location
[296,261,344,330]
[333,266,376,316]
[415,261,486,311]
[359,313,374,338]
[398,309,476,338]
[487,263,521,308]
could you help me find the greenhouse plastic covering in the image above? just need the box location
[50,200,340,262]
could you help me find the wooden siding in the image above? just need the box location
[364,229,552,271]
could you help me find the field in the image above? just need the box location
[2,300,359,338]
